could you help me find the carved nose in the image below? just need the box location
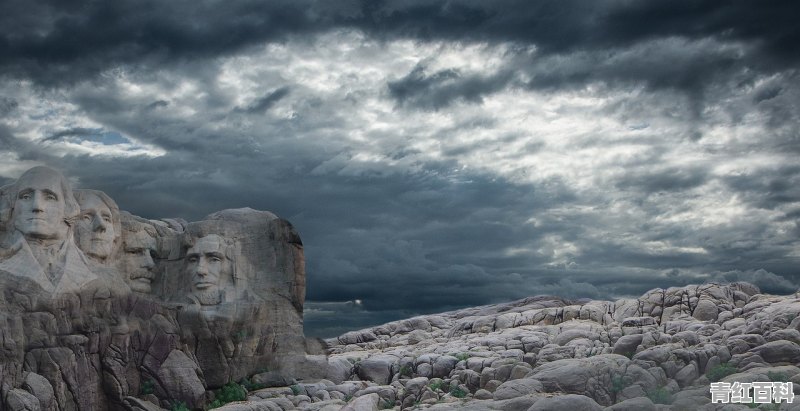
[92,215,107,232]
[143,252,155,269]
[31,193,45,212]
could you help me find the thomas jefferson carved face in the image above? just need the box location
[76,193,116,260]
[11,167,69,240]
[186,235,230,305]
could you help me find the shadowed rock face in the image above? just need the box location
[0,167,308,410]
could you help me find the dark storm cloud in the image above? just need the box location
[388,64,514,109]
[234,87,291,114]
[721,165,800,211]
[2,0,797,88]
[615,166,710,194]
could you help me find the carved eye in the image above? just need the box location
[19,193,31,200]
[83,214,92,221]
[187,256,198,263]
[210,256,222,263]
[103,216,112,223]
[45,193,57,201]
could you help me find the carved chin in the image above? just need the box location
[129,277,153,293]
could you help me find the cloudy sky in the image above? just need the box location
[1,1,798,337]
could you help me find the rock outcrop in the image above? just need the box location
[0,166,310,410]
[305,282,798,411]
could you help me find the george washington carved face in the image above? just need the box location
[10,166,75,241]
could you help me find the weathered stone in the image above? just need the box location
[156,350,206,409]
[356,355,396,385]
[612,334,643,357]
[492,378,543,400]
[22,372,55,410]
[606,396,657,411]
[5,389,40,411]
[526,394,602,411]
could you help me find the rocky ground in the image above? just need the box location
[206,282,800,411]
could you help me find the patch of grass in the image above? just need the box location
[399,365,412,377]
[450,386,467,398]
[453,353,469,362]
[707,363,738,382]
[239,377,265,392]
[380,398,396,409]
[768,371,789,382]
[170,401,190,411]
[645,386,672,405]
[610,375,632,394]
[208,382,247,409]
[140,379,155,395]
[290,384,302,396]
[428,380,447,392]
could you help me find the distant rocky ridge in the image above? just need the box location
[216,282,800,411]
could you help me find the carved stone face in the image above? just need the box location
[186,235,229,304]
[11,168,68,240]
[76,194,116,260]
[121,230,157,293]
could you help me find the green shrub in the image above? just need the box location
[646,387,672,405]
[428,380,446,392]
[450,386,467,398]
[706,363,738,382]
[379,398,397,409]
[208,382,247,409]
[140,379,155,395]
[170,401,190,411]
[399,365,412,377]
[290,384,302,396]
[239,377,265,392]
[610,375,632,394]
[453,353,469,362]
[767,371,789,382]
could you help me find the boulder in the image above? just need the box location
[526,394,602,411]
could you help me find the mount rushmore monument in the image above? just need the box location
[0,166,310,410]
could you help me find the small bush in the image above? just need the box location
[453,353,469,362]
[428,380,446,392]
[450,386,467,399]
[140,379,155,395]
[239,377,265,392]
[646,387,672,405]
[610,375,632,394]
[768,371,789,382]
[170,401,190,411]
[399,365,412,377]
[290,384,302,396]
[379,398,396,409]
[707,363,738,382]
[208,382,247,409]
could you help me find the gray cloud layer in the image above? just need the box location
[1,1,798,337]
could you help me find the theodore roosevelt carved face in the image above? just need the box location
[119,221,158,294]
